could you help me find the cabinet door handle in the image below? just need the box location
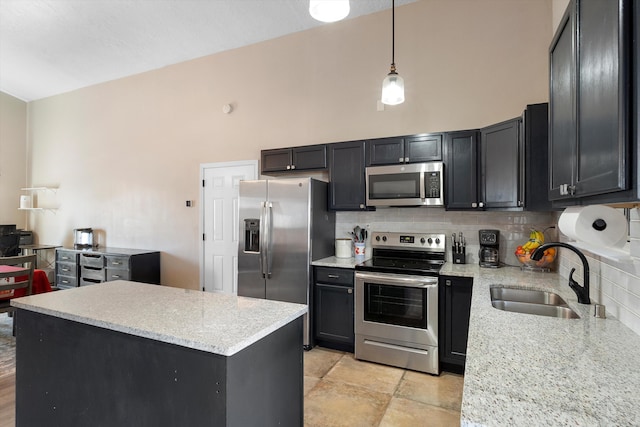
[399,157,404,162]
[405,157,409,162]
[471,202,477,208]
[291,165,296,170]
[359,204,365,209]
[348,288,353,294]
[286,165,291,170]
[446,280,452,287]
[479,202,484,207]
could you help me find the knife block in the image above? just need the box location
[453,252,466,264]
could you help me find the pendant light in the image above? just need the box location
[381,0,405,105]
[309,0,350,23]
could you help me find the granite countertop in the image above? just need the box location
[11,280,307,357]
[312,255,368,269]
[440,264,640,426]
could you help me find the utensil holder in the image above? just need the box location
[354,242,366,260]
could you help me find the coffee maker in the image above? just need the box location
[479,229,500,268]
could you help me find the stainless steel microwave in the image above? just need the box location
[365,162,444,207]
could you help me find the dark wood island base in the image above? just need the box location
[15,310,303,426]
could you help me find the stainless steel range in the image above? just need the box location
[355,231,445,375]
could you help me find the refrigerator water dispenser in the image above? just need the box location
[244,219,260,252]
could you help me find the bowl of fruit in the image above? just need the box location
[515,228,556,270]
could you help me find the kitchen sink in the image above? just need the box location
[491,300,580,319]
[490,286,580,319]
[490,287,569,307]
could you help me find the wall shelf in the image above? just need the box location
[18,207,57,214]
[18,186,59,211]
[21,187,58,193]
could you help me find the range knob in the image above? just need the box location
[382,236,387,242]
[427,238,433,244]
[435,238,441,244]
[420,237,426,244]
[375,236,381,242]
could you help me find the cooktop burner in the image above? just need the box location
[355,232,446,276]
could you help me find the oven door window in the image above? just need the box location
[368,173,420,199]
[363,282,427,329]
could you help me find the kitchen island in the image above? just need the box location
[441,264,640,426]
[11,280,307,426]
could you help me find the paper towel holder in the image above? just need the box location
[592,219,607,231]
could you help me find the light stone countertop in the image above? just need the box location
[11,280,307,357]
[312,255,369,269]
[440,263,640,426]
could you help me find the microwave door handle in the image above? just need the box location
[419,171,426,200]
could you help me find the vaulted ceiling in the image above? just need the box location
[0,0,416,102]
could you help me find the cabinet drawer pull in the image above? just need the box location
[111,261,122,265]
[327,274,340,279]
[61,267,70,272]
[111,275,121,279]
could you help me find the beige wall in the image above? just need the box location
[24,0,552,289]
[552,0,571,32]
[0,91,27,229]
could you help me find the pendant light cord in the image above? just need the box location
[391,0,395,68]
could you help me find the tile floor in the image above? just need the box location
[303,347,463,426]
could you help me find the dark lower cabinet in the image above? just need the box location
[314,267,354,352]
[439,275,473,374]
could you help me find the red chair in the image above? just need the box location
[0,254,36,335]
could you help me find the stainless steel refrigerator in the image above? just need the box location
[237,177,335,348]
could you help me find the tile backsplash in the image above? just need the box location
[336,208,557,266]
[336,208,640,338]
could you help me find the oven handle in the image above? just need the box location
[355,272,437,288]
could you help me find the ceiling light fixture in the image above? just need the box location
[309,0,350,23]
[381,0,405,105]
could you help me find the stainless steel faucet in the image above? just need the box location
[530,242,591,305]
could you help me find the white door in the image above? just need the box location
[201,160,258,293]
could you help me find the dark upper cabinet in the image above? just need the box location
[549,0,631,201]
[480,118,522,209]
[549,4,576,200]
[261,145,327,174]
[439,275,473,373]
[480,103,550,211]
[366,133,442,166]
[446,104,550,211]
[328,140,368,211]
[314,267,354,353]
[444,130,480,210]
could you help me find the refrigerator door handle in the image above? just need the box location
[260,201,268,278]
[265,201,274,278]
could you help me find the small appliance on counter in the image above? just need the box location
[479,229,500,268]
[74,228,95,249]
